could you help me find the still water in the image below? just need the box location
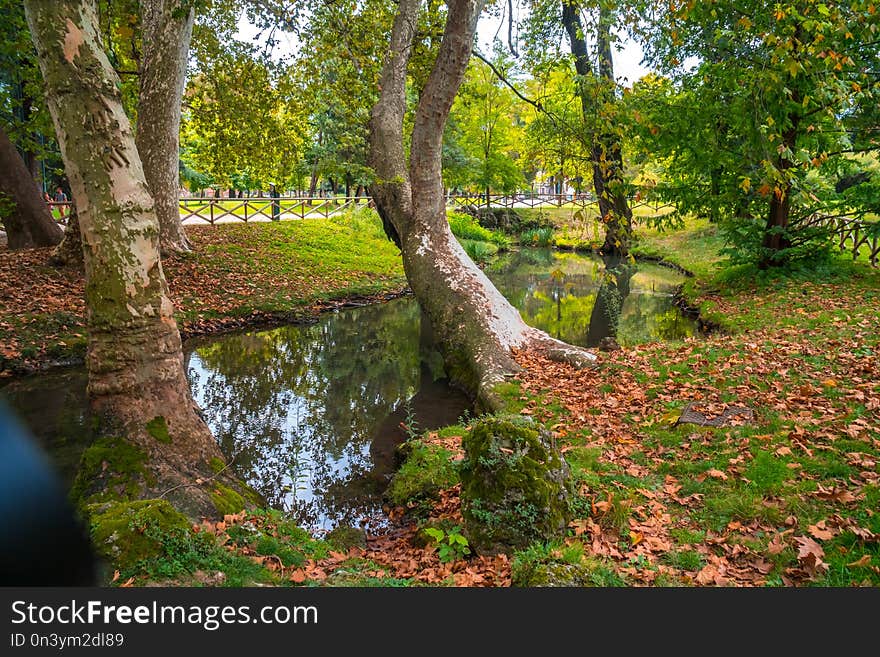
[0,249,694,532]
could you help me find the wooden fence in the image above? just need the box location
[178,196,371,223]
[45,194,878,267]
[803,213,880,267]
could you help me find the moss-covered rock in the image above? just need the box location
[88,499,192,570]
[512,559,621,587]
[210,483,249,516]
[459,414,573,555]
[385,439,459,509]
[325,525,367,551]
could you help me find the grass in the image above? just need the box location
[0,209,406,374]
[6,204,879,587]
[485,211,880,586]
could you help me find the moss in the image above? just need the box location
[385,439,459,509]
[145,416,171,444]
[69,436,152,509]
[210,484,248,516]
[324,525,367,551]
[512,559,627,587]
[208,457,226,474]
[459,414,573,555]
[88,499,191,571]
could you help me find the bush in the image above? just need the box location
[462,239,499,264]
[520,227,555,247]
[448,211,510,247]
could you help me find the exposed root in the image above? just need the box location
[528,330,599,370]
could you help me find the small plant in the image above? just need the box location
[462,239,499,263]
[401,398,421,440]
[423,525,471,563]
[520,227,555,246]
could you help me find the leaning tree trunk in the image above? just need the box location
[0,124,64,249]
[25,0,241,518]
[369,0,594,408]
[135,0,193,256]
[562,2,632,257]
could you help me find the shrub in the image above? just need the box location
[448,211,510,247]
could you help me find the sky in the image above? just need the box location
[235,7,653,86]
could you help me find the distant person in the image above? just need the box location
[53,186,69,219]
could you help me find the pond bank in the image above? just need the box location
[0,217,408,377]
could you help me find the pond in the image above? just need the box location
[0,248,695,533]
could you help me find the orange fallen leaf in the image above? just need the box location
[846,555,872,567]
[808,520,836,541]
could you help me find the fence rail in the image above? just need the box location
[44,194,878,267]
[804,213,880,267]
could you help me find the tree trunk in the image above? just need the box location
[135,0,193,256]
[48,207,84,268]
[369,0,594,407]
[0,124,64,249]
[25,0,240,518]
[759,122,797,268]
[562,2,632,257]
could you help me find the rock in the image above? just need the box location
[459,414,573,555]
[513,561,601,587]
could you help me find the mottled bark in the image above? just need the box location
[136,0,192,256]
[562,2,632,257]
[25,0,238,518]
[370,0,594,407]
[0,124,64,249]
[48,208,83,268]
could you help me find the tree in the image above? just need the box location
[0,0,64,249]
[560,0,633,256]
[135,0,195,255]
[0,123,64,248]
[25,0,237,517]
[521,65,592,195]
[182,35,305,194]
[369,0,594,407]
[451,48,526,201]
[636,0,880,267]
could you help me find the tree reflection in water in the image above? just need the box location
[486,248,695,348]
[186,299,470,532]
[2,249,696,536]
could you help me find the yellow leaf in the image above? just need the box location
[822,379,837,387]
[739,177,751,192]
[629,531,644,546]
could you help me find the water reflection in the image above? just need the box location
[185,299,470,532]
[487,248,695,347]
[0,248,696,535]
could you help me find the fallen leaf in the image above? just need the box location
[808,521,836,541]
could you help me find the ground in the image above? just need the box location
[0,210,406,376]
[1,209,878,587]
